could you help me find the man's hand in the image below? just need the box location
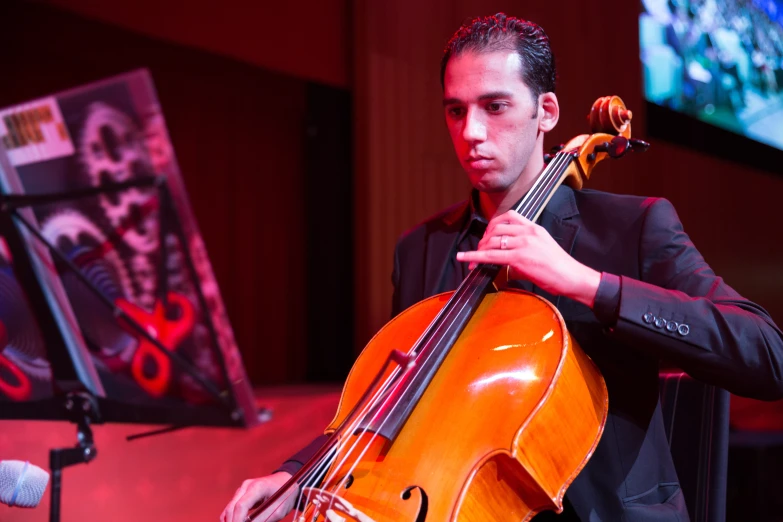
[221,471,297,522]
[456,210,601,307]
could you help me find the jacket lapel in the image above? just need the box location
[423,200,468,297]
[512,185,581,308]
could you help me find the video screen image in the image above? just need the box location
[640,0,783,151]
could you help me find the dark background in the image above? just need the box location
[0,0,354,385]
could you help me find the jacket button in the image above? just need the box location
[666,321,678,332]
[678,324,690,336]
[642,312,655,324]
[654,316,666,328]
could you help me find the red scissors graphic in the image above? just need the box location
[0,320,32,401]
[116,292,195,397]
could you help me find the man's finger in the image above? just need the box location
[223,482,251,522]
[231,497,251,522]
[503,210,529,223]
[239,483,297,522]
[490,223,522,236]
[232,485,267,522]
[457,250,509,263]
[485,220,525,239]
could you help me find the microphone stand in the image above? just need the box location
[49,391,99,522]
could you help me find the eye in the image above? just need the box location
[486,102,507,113]
[446,106,465,119]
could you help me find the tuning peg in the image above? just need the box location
[545,143,567,164]
[587,135,628,161]
[587,136,651,162]
[628,138,650,152]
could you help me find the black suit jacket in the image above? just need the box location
[390,185,783,521]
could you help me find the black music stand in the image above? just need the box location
[0,69,266,522]
[0,176,265,522]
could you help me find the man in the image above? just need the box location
[222,13,783,522]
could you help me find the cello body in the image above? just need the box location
[306,289,608,521]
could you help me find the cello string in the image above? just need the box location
[313,152,576,515]
[526,152,576,218]
[251,393,390,522]
[248,331,415,520]
[295,446,340,517]
[296,368,410,513]
[515,151,574,219]
[295,360,412,512]
[512,152,566,218]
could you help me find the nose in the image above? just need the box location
[462,107,486,144]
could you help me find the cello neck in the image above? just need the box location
[512,149,579,222]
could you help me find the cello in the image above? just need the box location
[249,95,647,522]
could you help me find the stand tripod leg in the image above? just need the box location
[47,394,98,522]
[48,451,63,522]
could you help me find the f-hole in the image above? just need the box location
[401,485,428,522]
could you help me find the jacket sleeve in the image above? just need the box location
[607,197,783,400]
[274,434,330,477]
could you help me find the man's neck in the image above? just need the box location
[478,172,540,220]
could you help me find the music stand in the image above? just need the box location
[0,70,266,522]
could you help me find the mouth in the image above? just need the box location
[466,156,494,169]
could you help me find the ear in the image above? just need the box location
[538,92,559,133]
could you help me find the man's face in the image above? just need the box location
[443,50,545,195]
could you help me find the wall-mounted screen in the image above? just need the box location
[640,0,783,152]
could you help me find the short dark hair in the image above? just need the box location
[440,13,557,99]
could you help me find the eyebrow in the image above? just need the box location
[442,91,515,106]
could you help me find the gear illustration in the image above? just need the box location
[41,209,137,360]
[129,253,155,310]
[79,102,159,254]
[0,346,51,383]
[164,233,196,303]
[41,209,135,300]
[0,270,51,383]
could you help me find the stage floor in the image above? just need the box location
[0,385,342,522]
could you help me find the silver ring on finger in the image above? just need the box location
[500,235,508,250]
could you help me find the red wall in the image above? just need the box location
[38,0,351,88]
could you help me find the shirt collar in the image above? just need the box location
[448,184,580,244]
[455,189,488,245]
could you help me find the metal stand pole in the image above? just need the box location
[48,393,98,522]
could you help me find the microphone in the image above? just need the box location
[0,460,50,508]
